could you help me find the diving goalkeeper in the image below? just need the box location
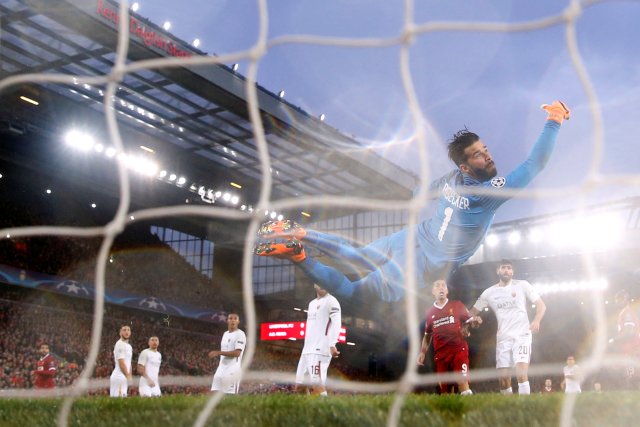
[256,101,570,302]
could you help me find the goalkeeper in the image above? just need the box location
[256,101,570,302]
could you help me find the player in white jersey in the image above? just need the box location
[137,336,162,397]
[563,355,582,393]
[295,283,342,395]
[470,259,546,395]
[110,324,133,397]
[209,312,246,394]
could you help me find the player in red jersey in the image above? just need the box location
[33,343,56,389]
[417,279,482,394]
[611,289,640,389]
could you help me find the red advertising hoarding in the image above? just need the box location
[260,322,346,343]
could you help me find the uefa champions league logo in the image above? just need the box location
[139,296,167,311]
[491,177,506,188]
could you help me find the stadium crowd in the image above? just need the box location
[0,286,371,395]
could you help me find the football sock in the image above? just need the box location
[518,381,530,395]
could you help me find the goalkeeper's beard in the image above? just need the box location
[470,163,497,182]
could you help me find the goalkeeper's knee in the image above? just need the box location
[541,101,570,124]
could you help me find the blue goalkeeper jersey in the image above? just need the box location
[416,120,561,272]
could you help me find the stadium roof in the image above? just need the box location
[0,0,416,231]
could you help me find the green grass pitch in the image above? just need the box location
[1,392,639,427]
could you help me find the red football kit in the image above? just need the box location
[34,353,57,388]
[617,306,640,358]
[424,299,472,393]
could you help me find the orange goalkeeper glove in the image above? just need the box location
[541,101,571,124]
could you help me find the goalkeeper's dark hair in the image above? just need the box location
[498,259,514,268]
[448,128,480,166]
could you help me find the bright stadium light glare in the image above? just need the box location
[159,170,167,178]
[19,95,39,106]
[45,189,52,194]
[94,143,104,153]
[278,90,285,98]
[584,213,624,250]
[215,191,222,198]
[270,211,277,219]
[64,130,94,151]
[134,157,159,177]
[163,21,171,31]
[528,227,543,244]
[91,203,96,208]
[177,176,187,185]
[230,195,239,205]
[131,2,139,12]
[319,114,326,121]
[222,192,231,201]
[232,63,238,71]
[485,233,499,248]
[105,147,116,158]
[168,173,177,181]
[277,214,283,221]
[508,231,521,246]
[548,221,572,247]
[192,38,200,48]
[534,278,609,295]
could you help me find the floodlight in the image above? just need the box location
[64,130,94,151]
[508,231,521,246]
[485,233,499,248]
